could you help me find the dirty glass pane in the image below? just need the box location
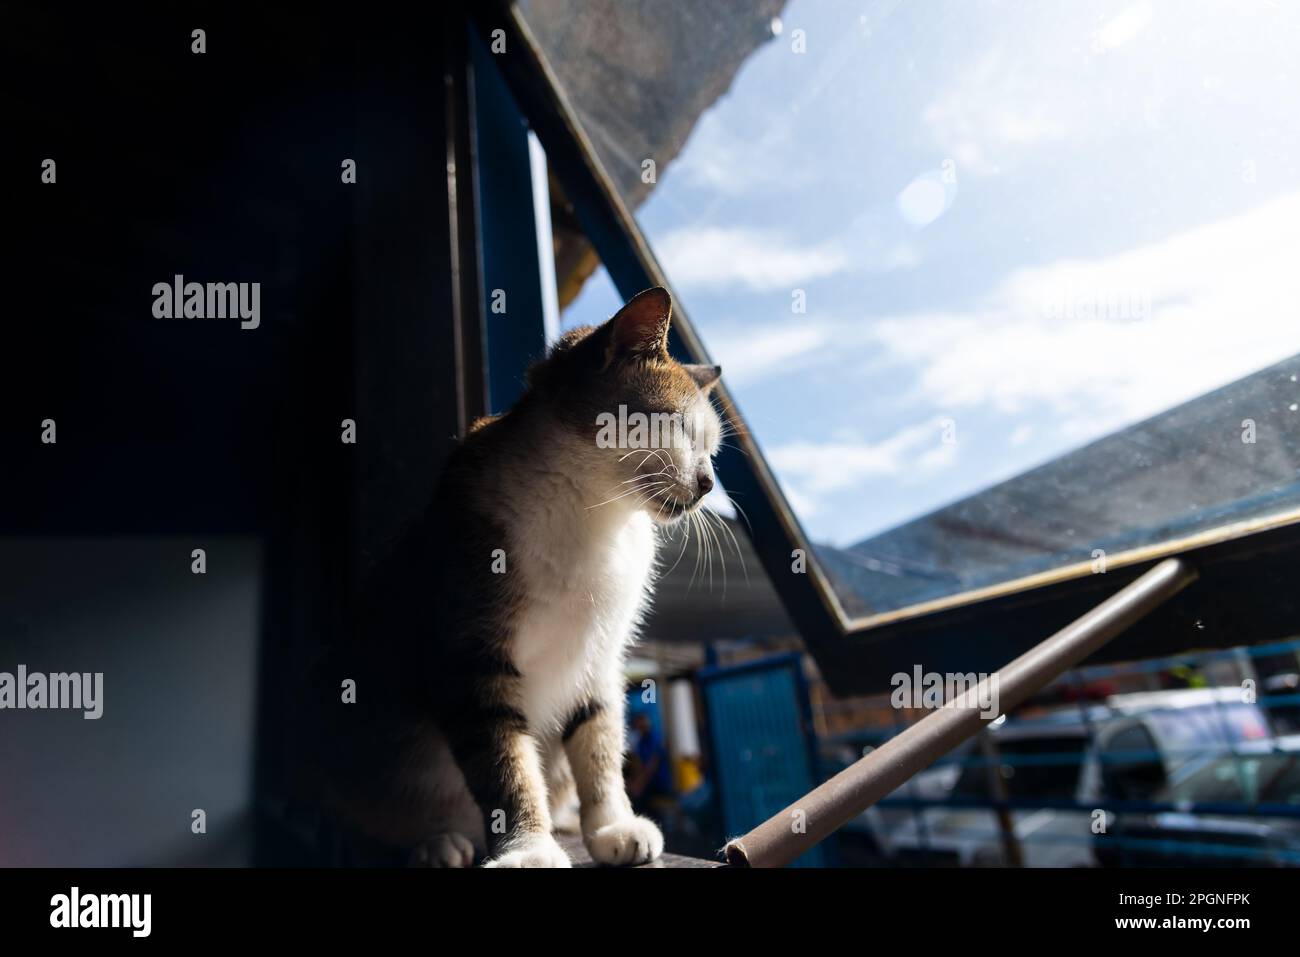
[525,0,1300,618]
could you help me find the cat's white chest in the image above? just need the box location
[510,509,657,736]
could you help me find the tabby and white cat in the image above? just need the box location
[326,287,722,867]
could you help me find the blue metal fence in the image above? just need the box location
[699,653,827,867]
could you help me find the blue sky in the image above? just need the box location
[562,0,1300,547]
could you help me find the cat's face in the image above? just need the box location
[609,349,723,526]
[533,287,723,525]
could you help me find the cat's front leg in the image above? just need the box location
[443,699,571,868]
[562,695,664,866]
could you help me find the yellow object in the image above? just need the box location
[674,756,703,794]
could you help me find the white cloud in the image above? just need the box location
[698,192,1300,446]
[768,419,957,497]
[1092,2,1154,53]
[878,243,923,270]
[777,481,823,520]
[865,190,1300,439]
[917,3,1165,177]
[700,323,829,385]
[920,46,1071,176]
[657,226,848,292]
[668,112,810,198]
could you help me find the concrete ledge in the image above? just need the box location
[557,834,721,868]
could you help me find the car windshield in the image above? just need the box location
[527,0,1300,621]
[1142,703,1272,759]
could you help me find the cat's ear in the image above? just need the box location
[682,363,722,393]
[606,286,672,363]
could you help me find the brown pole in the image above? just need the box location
[724,558,1197,867]
[978,731,1024,867]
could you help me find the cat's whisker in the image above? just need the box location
[632,485,673,510]
[598,473,665,496]
[635,449,663,471]
[632,484,674,511]
[619,466,677,486]
[723,493,755,537]
[586,480,669,511]
[701,508,722,594]
[693,510,712,593]
[717,510,749,585]
[686,509,707,590]
[716,423,746,442]
[623,447,673,472]
[660,505,693,578]
[687,505,715,593]
[705,505,748,588]
[690,509,707,590]
[590,482,643,508]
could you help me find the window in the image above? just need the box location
[1100,723,1165,800]
[521,0,1300,625]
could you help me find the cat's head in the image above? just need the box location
[529,287,722,525]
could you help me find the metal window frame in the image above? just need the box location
[467,1,1300,696]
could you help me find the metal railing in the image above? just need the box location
[723,558,1198,867]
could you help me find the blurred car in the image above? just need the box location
[870,687,1273,867]
[1095,734,1300,867]
[1262,673,1300,735]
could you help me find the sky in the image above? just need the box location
[561,0,1300,549]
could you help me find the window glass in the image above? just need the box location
[1143,703,1271,756]
[526,0,1300,618]
[1167,754,1300,805]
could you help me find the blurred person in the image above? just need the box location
[628,712,675,818]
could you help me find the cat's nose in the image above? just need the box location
[696,471,714,496]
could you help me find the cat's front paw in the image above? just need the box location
[408,831,478,868]
[585,816,663,866]
[482,833,573,868]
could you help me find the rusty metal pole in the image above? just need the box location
[977,732,1024,867]
[724,558,1197,867]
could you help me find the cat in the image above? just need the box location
[316,286,723,867]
